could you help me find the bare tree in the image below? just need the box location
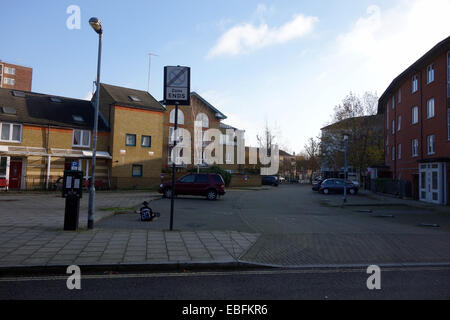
[304,137,321,173]
[256,120,278,156]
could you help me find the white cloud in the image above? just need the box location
[208,10,318,58]
[333,0,450,94]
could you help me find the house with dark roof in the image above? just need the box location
[97,83,166,188]
[0,87,110,190]
[378,35,450,205]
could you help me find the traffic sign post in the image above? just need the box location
[164,66,191,106]
[164,66,191,231]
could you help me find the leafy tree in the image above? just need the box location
[321,91,383,180]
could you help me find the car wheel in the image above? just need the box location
[323,188,329,194]
[164,188,173,198]
[206,189,217,201]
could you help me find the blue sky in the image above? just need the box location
[2,0,450,152]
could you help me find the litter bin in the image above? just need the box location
[62,170,83,231]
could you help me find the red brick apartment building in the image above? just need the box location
[378,36,450,205]
[0,60,33,92]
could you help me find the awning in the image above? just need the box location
[0,145,47,156]
[81,151,112,159]
[0,146,111,159]
[51,148,112,159]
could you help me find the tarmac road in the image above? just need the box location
[1,266,450,300]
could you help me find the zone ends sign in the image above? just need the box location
[164,66,191,105]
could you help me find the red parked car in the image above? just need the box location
[158,173,226,200]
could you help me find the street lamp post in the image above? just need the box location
[87,17,103,230]
[342,134,349,207]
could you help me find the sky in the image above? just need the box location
[2,0,450,153]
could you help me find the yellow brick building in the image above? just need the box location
[98,83,166,189]
[0,88,110,190]
[0,84,165,190]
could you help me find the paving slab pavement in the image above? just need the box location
[0,227,259,268]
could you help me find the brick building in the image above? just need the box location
[97,83,166,189]
[378,36,450,205]
[0,61,32,91]
[162,92,228,169]
[0,87,110,190]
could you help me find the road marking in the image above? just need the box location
[1,266,450,282]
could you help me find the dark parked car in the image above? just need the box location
[312,179,324,191]
[262,176,279,186]
[319,178,359,195]
[158,173,226,200]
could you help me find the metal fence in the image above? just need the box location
[370,178,412,198]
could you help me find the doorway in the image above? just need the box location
[9,160,22,189]
[419,163,442,204]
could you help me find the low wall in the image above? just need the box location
[230,174,261,188]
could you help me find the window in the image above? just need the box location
[392,96,395,109]
[398,89,401,104]
[412,139,418,157]
[0,122,22,142]
[427,98,435,118]
[196,113,209,128]
[168,148,184,165]
[72,129,90,147]
[392,146,395,161]
[141,135,151,147]
[4,78,15,85]
[427,64,434,84]
[427,135,435,155]
[128,95,141,102]
[1,107,16,115]
[125,134,136,146]
[412,75,418,93]
[4,67,15,75]
[398,144,402,160]
[0,157,7,176]
[448,52,450,97]
[72,115,84,122]
[397,115,402,131]
[132,165,143,177]
[448,108,450,140]
[412,106,419,124]
[50,97,62,103]
[169,109,184,125]
[226,152,232,163]
[392,120,395,134]
[387,107,390,129]
[195,174,209,183]
[180,175,196,183]
[213,174,224,184]
[169,127,184,145]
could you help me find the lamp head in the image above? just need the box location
[89,17,103,34]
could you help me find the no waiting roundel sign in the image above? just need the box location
[164,66,191,105]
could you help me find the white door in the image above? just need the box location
[419,163,441,204]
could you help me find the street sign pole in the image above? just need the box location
[170,102,179,231]
[163,65,190,232]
